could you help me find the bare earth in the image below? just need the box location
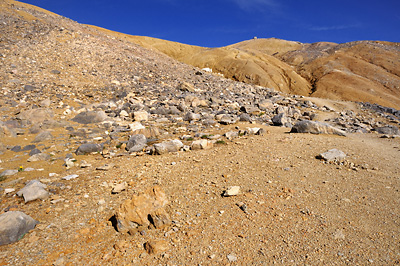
[1,124,400,265]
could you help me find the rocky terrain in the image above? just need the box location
[116,28,400,109]
[0,0,400,265]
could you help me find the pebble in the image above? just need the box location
[62,174,79,180]
[112,182,127,194]
[223,186,240,197]
[227,254,237,262]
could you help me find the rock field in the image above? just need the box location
[0,0,400,265]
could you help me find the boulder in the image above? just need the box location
[375,126,399,135]
[32,131,53,143]
[317,149,347,162]
[0,211,39,246]
[17,108,54,124]
[115,186,170,234]
[126,134,147,153]
[27,153,50,162]
[72,111,109,124]
[0,169,18,177]
[153,140,183,155]
[290,120,346,136]
[75,143,103,155]
[272,113,289,126]
[191,139,213,150]
[217,114,238,125]
[17,180,49,203]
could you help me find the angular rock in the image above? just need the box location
[132,126,160,139]
[133,111,149,122]
[184,112,201,121]
[177,82,195,92]
[191,139,213,150]
[272,113,289,126]
[17,180,49,203]
[32,131,53,143]
[240,105,260,114]
[27,153,50,162]
[317,149,347,162]
[0,169,18,177]
[22,144,36,151]
[96,163,115,171]
[29,148,41,156]
[62,174,79,180]
[224,131,239,140]
[290,120,346,136]
[115,186,170,233]
[11,146,22,152]
[153,140,183,155]
[17,108,54,124]
[0,211,39,246]
[75,143,103,155]
[239,113,252,122]
[129,121,145,132]
[144,240,169,254]
[112,182,127,194]
[217,114,238,125]
[223,186,240,197]
[72,111,109,124]
[375,126,399,135]
[126,134,147,153]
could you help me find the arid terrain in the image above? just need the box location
[116,29,400,109]
[0,0,400,265]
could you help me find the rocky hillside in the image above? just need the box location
[116,32,400,109]
[1,0,400,265]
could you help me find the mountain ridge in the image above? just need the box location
[91,28,400,109]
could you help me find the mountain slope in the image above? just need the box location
[120,35,400,109]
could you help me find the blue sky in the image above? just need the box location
[21,0,400,47]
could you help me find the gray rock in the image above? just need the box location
[17,180,49,203]
[240,105,259,114]
[29,148,41,156]
[239,113,252,122]
[32,131,53,143]
[154,140,183,155]
[290,120,346,136]
[218,114,238,125]
[0,211,39,246]
[375,126,399,135]
[27,153,50,162]
[272,113,289,126]
[17,108,54,124]
[22,145,36,151]
[0,169,18,177]
[11,145,22,152]
[224,131,239,140]
[72,111,109,124]
[75,143,103,155]
[184,112,201,121]
[317,149,347,162]
[62,174,79,180]
[126,134,147,153]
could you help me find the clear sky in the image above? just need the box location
[21,0,400,47]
